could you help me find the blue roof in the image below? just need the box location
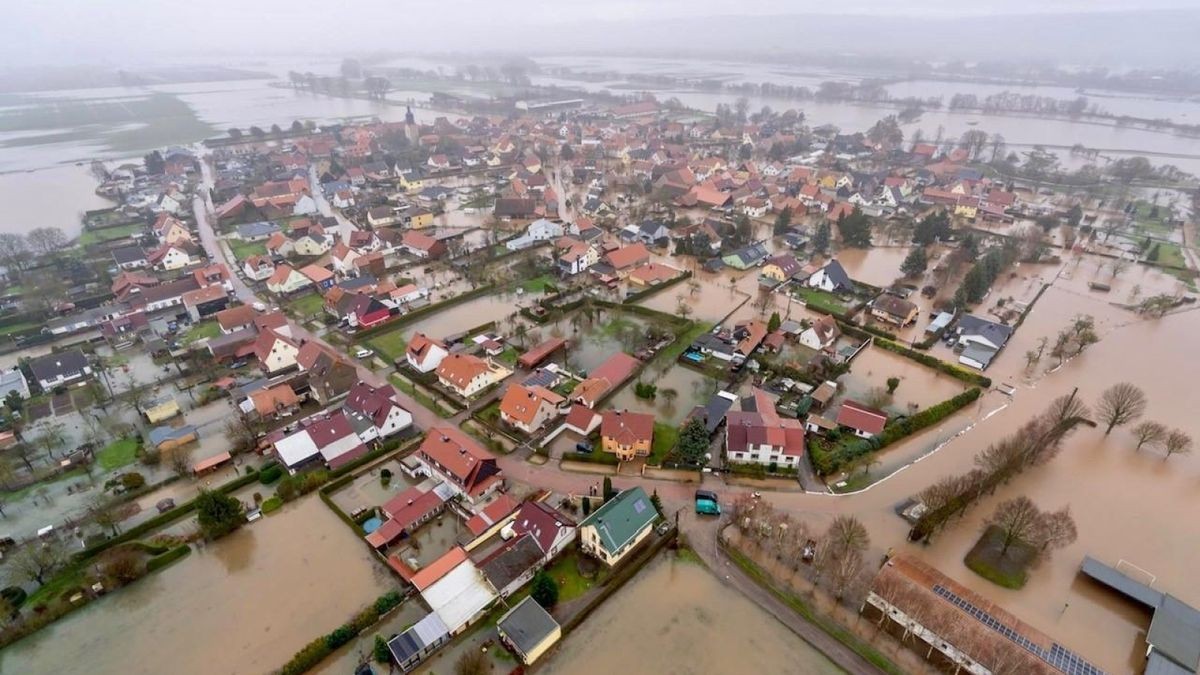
[236,221,280,238]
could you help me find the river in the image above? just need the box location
[541,555,842,675]
[0,497,395,675]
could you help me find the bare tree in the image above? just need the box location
[88,494,122,536]
[10,541,67,586]
[986,496,1043,557]
[1131,420,1168,452]
[454,646,490,675]
[1095,383,1147,435]
[1163,429,1193,460]
[166,447,193,478]
[1035,507,1077,552]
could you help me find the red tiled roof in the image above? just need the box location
[409,546,469,591]
[601,409,654,446]
[465,494,520,536]
[518,337,567,369]
[836,400,888,435]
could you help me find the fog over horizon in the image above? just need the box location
[5,1,1200,69]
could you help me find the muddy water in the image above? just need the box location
[542,556,841,675]
[0,163,115,236]
[1,498,395,675]
[607,362,722,425]
[403,291,522,340]
[835,248,913,289]
[765,282,1200,672]
[836,343,967,412]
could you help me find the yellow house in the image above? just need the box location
[954,200,979,220]
[496,597,562,665]
[398,173,424,193]
[144,397,181,424]
[760,254,801,283]
[600,410,653,461]
[407,209,434,229]
[578,487,658,566]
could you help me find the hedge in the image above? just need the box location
[145,544,191,573]
[562,451,618,466]
[621,270,693,305]
[258,465,284,484]
[810,387,982,475]
[279,591,404,675]
[261,496,283,514]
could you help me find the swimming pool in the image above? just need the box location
[362,516,384,533]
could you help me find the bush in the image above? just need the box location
[373,590,402,614]
[281,637,332,675]
[119,472,146,491]
[145,545,191,573]
[562,451,618,465]
[261,496,283,514]
[532,571,559,608]
[276,469,329,502]
[373,635,390,663]
[258,465,284,485]
[1,586,27,608]
[325,625,356,650]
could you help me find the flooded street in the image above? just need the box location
[0,498,395,675]
[542,555,841,675]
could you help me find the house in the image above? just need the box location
[799,315,841,351]
[760,254,801,283]
[952,314,1013,370]
[181,285,230,322]
[153,214,193,245]
[871,295,918,327]
[505,218,563,251]
[557,240,598,276]
[387,613,451,673]
[627,262,681,287]
[494,198,538,220]
[274,411,367,471]
[436,353,511,399]
[400,231,447,259]
[242,255,275,281]
[216,305,257,334]
[244,384,301,420]
[341,293,391,329]
[143,397,181,424]
[569,352,640,408]
[836,400,888,439]
[194,263,233,292]
[235,221,280,242]
[299,345,359,405]
[367,485,450,550]
[414,548,498,634]
[600,409,654,461]
[28,350,92,390]
[724,389,806,468]
[578,486,658,566]
[479,533,548,598]
[722,242,770,270]
[299,264,335,291]
[498,384,565,434]
[291,231,331,256]
[632,220,671,246]
[147,242,199,271]
[112,246,148,270]
[252,328,300,375]
[0,369,30,400]
[496,597,562,666]
[807,259,854,293]
[417,426,503,503]
[266,264,313,295]
[603,243,650,275]
[341,382,413,442]
[405,333,450,372]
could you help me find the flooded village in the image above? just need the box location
[0,47,1199,675]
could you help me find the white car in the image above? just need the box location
[354,348,374,359]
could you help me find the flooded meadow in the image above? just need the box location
[541,555,841,675]
[0,498,395,675]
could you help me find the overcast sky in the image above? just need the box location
[2,1,1196,65]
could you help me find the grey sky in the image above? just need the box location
[2,1,1196,65]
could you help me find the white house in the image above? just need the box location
[266,264,313,295]
[505,219,563,251]
[405,333,449,373]
[253,329,301,375]
[806,259,853,293]
[242,255,275,281]
[798,315,840,351]
[293,194,318,216]
[0,368,31,400]
[342,382,414,443]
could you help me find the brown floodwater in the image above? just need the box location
[541,555,841,675]
[836,343,968,412]
[762,278,1200,673]
[835,247,914,289]
[403,291,523,340]
[1,498,395,675]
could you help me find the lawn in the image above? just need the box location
[78,223,142,247]
[520,274,557,294]
[495,346,518,367]
[369,329,410,363]
[288,293,326,318]
[543,549,605,603]
[0,321,38,337]
[649,422,679,465]
[96,438,140,471]
[660,321,709,362]
[792,286,847,315]
[179,319,220,345]
[388,375,456,418]
[1154,242,1187,269]
[228,239,267,261]
[964,525,1037,589]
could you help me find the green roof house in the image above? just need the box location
[578,487,658,566]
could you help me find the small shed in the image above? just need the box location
[496,596,562,665]
[192,451,232,476]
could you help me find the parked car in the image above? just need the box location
[575,441,593,453]
[354,348,373,359]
